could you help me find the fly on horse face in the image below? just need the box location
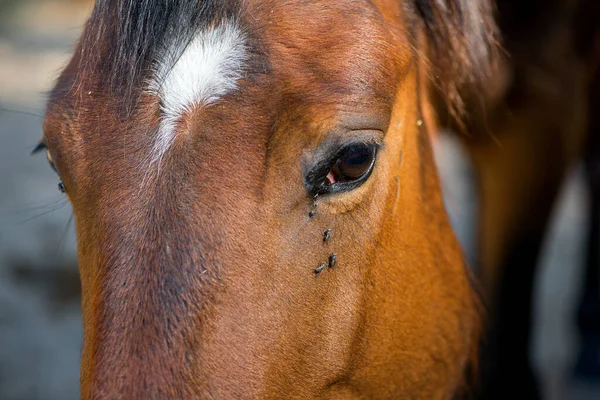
[40,0,495,398]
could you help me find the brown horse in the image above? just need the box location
[39,0,496,398]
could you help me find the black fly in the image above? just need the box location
[315,263,327,274]
[328,254,337,268]
[308,193,318,218]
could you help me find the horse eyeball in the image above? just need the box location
[304,140,379,196]
[326,143,376,185]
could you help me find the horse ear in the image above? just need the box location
[414,0,498,118]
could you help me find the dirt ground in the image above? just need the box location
[0,1,598,399]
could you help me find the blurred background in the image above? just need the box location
[0,0,597,399]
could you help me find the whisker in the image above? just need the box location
[14,200,69,225]
[6,198,69,218]
[0,107,45,119]
[56,212,76,258]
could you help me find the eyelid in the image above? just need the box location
[32,139,59,174]
[31,140,47,155]
[310,134,383,175]
[46,150,58,173]
[332,136,384,156]
[310,130,384,162]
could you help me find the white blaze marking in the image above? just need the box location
[149,21,247,165]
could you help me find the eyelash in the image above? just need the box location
[32,141,65,193]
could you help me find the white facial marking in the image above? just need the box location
[149,21,247,165]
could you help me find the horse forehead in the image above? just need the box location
[255,1,401,99]
[45,0,400,147]
[149,20,249,164]
[260,1,393,56]
[148,0,394,108]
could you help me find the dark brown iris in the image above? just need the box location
[326,143,376,185]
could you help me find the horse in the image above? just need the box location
[39,0,496,398]
[431,0,600,398]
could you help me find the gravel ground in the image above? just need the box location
[0,1,598,399]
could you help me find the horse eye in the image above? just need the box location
[32,141,64,193]
[46,150,58,173]
[325,143,376,185]
[32,141,58,174]
[304,140,379,196]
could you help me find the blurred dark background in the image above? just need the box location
[0,1,597,399]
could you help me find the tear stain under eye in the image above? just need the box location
[310,196,339,276]
[308,193,318,218]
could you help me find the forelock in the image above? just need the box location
[80,0,242,107]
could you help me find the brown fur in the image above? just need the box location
[43,0,496,398]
